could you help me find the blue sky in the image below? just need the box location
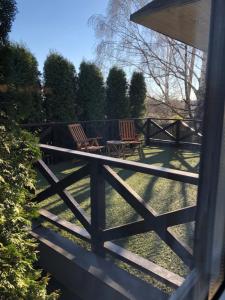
[10,0,108,73]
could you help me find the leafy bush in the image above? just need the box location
[0,114,58,299]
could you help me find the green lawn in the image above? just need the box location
[36,146,200,294]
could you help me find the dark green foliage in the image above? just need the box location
[77,61,105,120]
[0,114,59,299]
[129,72,146,118]
[0,44,44,123]
[43,52,77,122]
[0,0,17,46]
[106,66,129,119]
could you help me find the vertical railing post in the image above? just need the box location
[145,118,151,146]
[176,120,181,146]
[90,160,105,257]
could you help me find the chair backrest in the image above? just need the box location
[119,120,136,141]
[68,124,89,148]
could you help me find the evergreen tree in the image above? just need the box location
[106,66,129,119]
[0,0,17,46]
[0,44,44,123]
[77,61,105,120]
[43,52,77,122]
[129,72,146,118]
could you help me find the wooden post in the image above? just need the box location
[176,120,181,146]
[90,160,106,256]
[145,118,151,146]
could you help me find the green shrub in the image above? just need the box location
[0,114,58,299]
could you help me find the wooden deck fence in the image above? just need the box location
[32,144,199,298]
[23,118,202,154]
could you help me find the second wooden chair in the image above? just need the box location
[119,119,142,155]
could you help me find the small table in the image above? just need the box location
[107,140,127,159]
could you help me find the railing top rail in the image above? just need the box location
[40,144,198,185]
[22,117,203,128]
[148,118,202,122]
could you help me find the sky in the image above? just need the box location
[10,0,108,73]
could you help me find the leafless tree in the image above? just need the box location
[89,0,207,122]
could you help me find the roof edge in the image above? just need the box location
[130,0,200,21]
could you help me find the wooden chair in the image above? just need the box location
[119,120,142,156]
[68,124,104,153]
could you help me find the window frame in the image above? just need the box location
[171,0,225,298]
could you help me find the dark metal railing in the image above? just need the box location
[33,144,199,290]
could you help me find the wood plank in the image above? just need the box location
[32,226,168,300]
[150,121,177,140]
[150,120,177,141]
[39,209,91,242]
[158,228,193,268]
[175,120,181,143]
[34,164,89,203]
[179,132,197,142]
[33,213,185,290]
[39,144,199,185]
[102,220,147,241]
[35,159,92,233]
[103,165,196,230]
[36,155,195,267]
[134,119,147,135]
[37,209,191,289]
[149,139,201,151]
[103,165,157,220]
[90,161,105,255]
[104,241,184,289]
[181,121,202,137]
[157,205,196,227]
[102,206,196,241]
[145,120,150,145]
